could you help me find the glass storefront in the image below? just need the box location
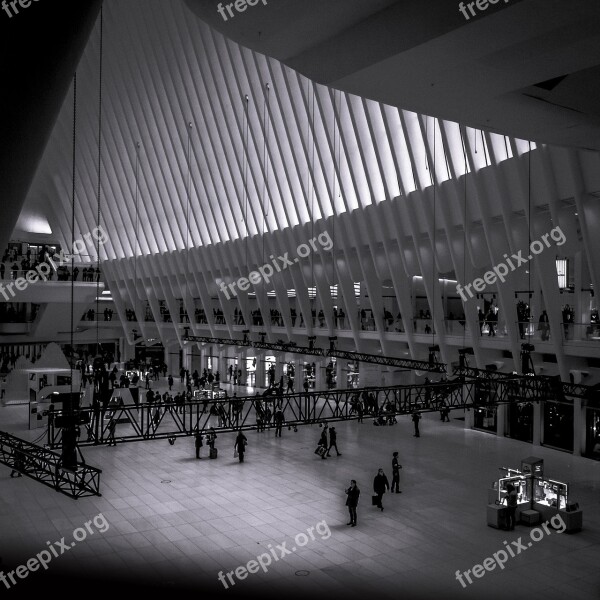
[325,359,337,389]
[474,406,497,433]
[585,407,600,460]
[508,402,534,443]
[303,362,316,389]
[543,402,573,452]
[265,356,276,387]
[245,357,256,387]
[347,362,359,388]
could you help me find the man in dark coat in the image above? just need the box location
[391,452,402,493]
[274,406,284,437]
[326,426,341,457]
[234,430,247,463]
[373,468,390,511]
[412,411,421,437]
[345,480,360,526]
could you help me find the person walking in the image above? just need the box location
[234,430,248,463]
[391,452,402,493]
[317,427,328,459]
[412,411,421,437]
[345,480,360,527]
[373,468,390,511]
[194,431,203,459]
[504,483,518,531]
[168,374,174,391]
[326,426,341,457]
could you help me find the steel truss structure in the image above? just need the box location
[183,334,446,373]
[454,366,592,402]
[0,431,102,498]
[47,374,566,448]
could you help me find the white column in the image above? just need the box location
[533,401,542,447]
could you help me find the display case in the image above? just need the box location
[533,478,568,510]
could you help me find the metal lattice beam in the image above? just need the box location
[0,431,102,498]
[183,335,445,373]
[454,366,591,400]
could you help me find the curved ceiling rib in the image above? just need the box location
[23,0,535,262]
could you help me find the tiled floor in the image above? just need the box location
[1,380,599,600]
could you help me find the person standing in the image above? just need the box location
[326,426,341,457]
[107,419,117,446]
[167,374,174,391]
[274,406,284,437]
[207,427,217,458]
[373,468,390,511]
[345,480,360,527]
[391,452,402,493]
[504,483,518,531]
[234,430,248,463]
[194,431,204,459]
[412,411,421,437]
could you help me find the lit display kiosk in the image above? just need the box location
[487,457,582,533]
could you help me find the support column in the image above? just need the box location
[496,404,506,437]
[573,398,583,457]
[165,346,179,376]
[336,357,344,390]
[533,401,542,447]
[314,358,325,390]
[183,343,193,373]
[255,351,266,388]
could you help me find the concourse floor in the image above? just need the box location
[0,380,599,600]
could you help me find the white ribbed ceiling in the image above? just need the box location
[22,0,535,261]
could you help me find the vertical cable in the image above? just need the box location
[262,84,269,313]
[96,2,103,358]
[432,118,436,345]
[528,141,532,342]
[187,122,192,330]
[70,73,77,395]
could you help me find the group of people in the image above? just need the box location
[344,452,403,526]
[315,424,341,458]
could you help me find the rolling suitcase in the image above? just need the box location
[210,447,218,459]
